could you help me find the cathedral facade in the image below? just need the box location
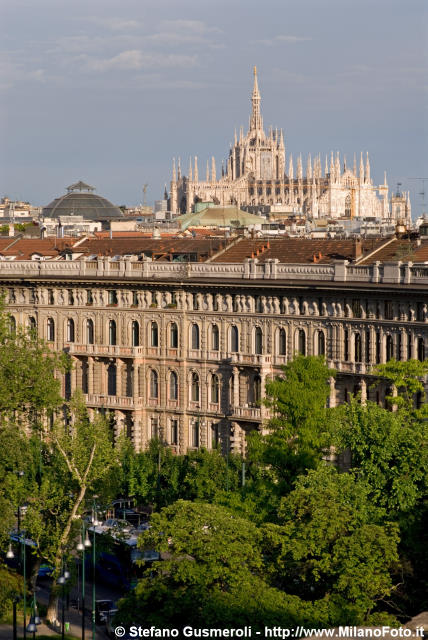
[170,68,411,223]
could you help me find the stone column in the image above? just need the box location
[329,376,336,408]
[88,356,94,394]
[116,360,122,397]
[360,379,367,405]
[232,367,240,408]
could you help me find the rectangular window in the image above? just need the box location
[170,419,178,445]
[376,332,381,364]
[352,299,362,318]
[408,334,412,360]
[108,290,118,305]
[384,301,393,320]
[132,291,138,306]
[86,290,93,305]
[48,289,54,305]
[68,289,74,305]
[417,302,424,322]
[151,417,159,439]
[365,330,371,363]
[344,329,349,361]
[397,334,402,361]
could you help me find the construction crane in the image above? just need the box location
[142,184,148,207]
[404,178,428,211]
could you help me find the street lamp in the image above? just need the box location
[57,569,69,640]
[91,505,100,640]
[77,523,91,640]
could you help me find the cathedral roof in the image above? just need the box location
[176,206,263,230]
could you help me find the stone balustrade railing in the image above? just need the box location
[0,256,424,285]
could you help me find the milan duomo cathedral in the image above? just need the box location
[170,68,411,223]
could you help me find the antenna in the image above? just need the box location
[142,184,148,207]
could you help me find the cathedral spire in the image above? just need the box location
[172,158,176,182]
[359,152,364,182]
[194,156,199,182]
[297,154,303,180]
[250,66,263,132]
[211,156,216,182]
[288,153,294,180]
[188,157,193,181]
[279,128,284,149]
[365,151,371,183]
[353,153,357,176]
[177,157,182,180]
[206,160,209,182]
[325,155,328,177]
[307,153,312,180]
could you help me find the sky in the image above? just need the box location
[0,0,427,215]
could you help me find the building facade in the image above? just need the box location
[170,68,411,224]
[2,246,428,454]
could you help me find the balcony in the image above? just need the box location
[230,405,262,420]
[68,344,145,357]
[85,394,140,409]
[228,353,272,366]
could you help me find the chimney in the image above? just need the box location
[8,223,14,237]
[354,238,362,258]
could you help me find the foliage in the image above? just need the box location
[120,441,242,509]
[374,358,428,414]
[117,501,316,629]
[0,225,9,235]
[250,356,336,495]
[0,564,22,623]
[0,302,68,422]
[332,399,427,515]
[267,465,400,625]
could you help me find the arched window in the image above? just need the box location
[82,361,88,394]
[254,374,261,403]
[354,333,362,362]
[150,370,159,398]
[132,321,139,347]
[191,324,200,349]
[386,335,394,362]
[298,329,306,355]
[417,337,425,362]
[28,316,37,332]
[87,319,94,345]
[345,193,351,217]
[170,323,178,348]
[169,371,178,400]
[278,328,286,356]
[344,329,349,361]
[109,320,117,346]
[151,322,158,347]
[107,363,116,396]
[255,327,263,355]
[67,318,75,342]
[47,318,55,341]
[191,372,200,402]
[211,325,219,351]
[211,374,219,403]
[230,325,239,353]
[318,331,326,356]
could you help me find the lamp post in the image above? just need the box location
[57,566,70,640]
[77,523,91,640]
[91,503,100,640]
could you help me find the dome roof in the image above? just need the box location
[42,181,123,220]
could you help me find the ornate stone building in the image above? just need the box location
[170,68,411,224]
[2,235,428,454]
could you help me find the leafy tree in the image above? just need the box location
[375,358,428,414]
[248,356,336,497]
[120,441,242,509]
[117,500,316,629]
[332,399,427,515]
[0,304,68,424]
[266,465,400,626]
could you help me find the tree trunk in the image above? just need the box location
[46,586,60,626]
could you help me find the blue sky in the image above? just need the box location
[0,0,427,214]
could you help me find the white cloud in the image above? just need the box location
[257,34,311,46]
[85,50,198,73]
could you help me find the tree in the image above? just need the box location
[249,356,336,497]
[117,501,316,630]
[332,399,427,516]
[375,358,428,414]
[0,304,68,424]
[266,465,400,626]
